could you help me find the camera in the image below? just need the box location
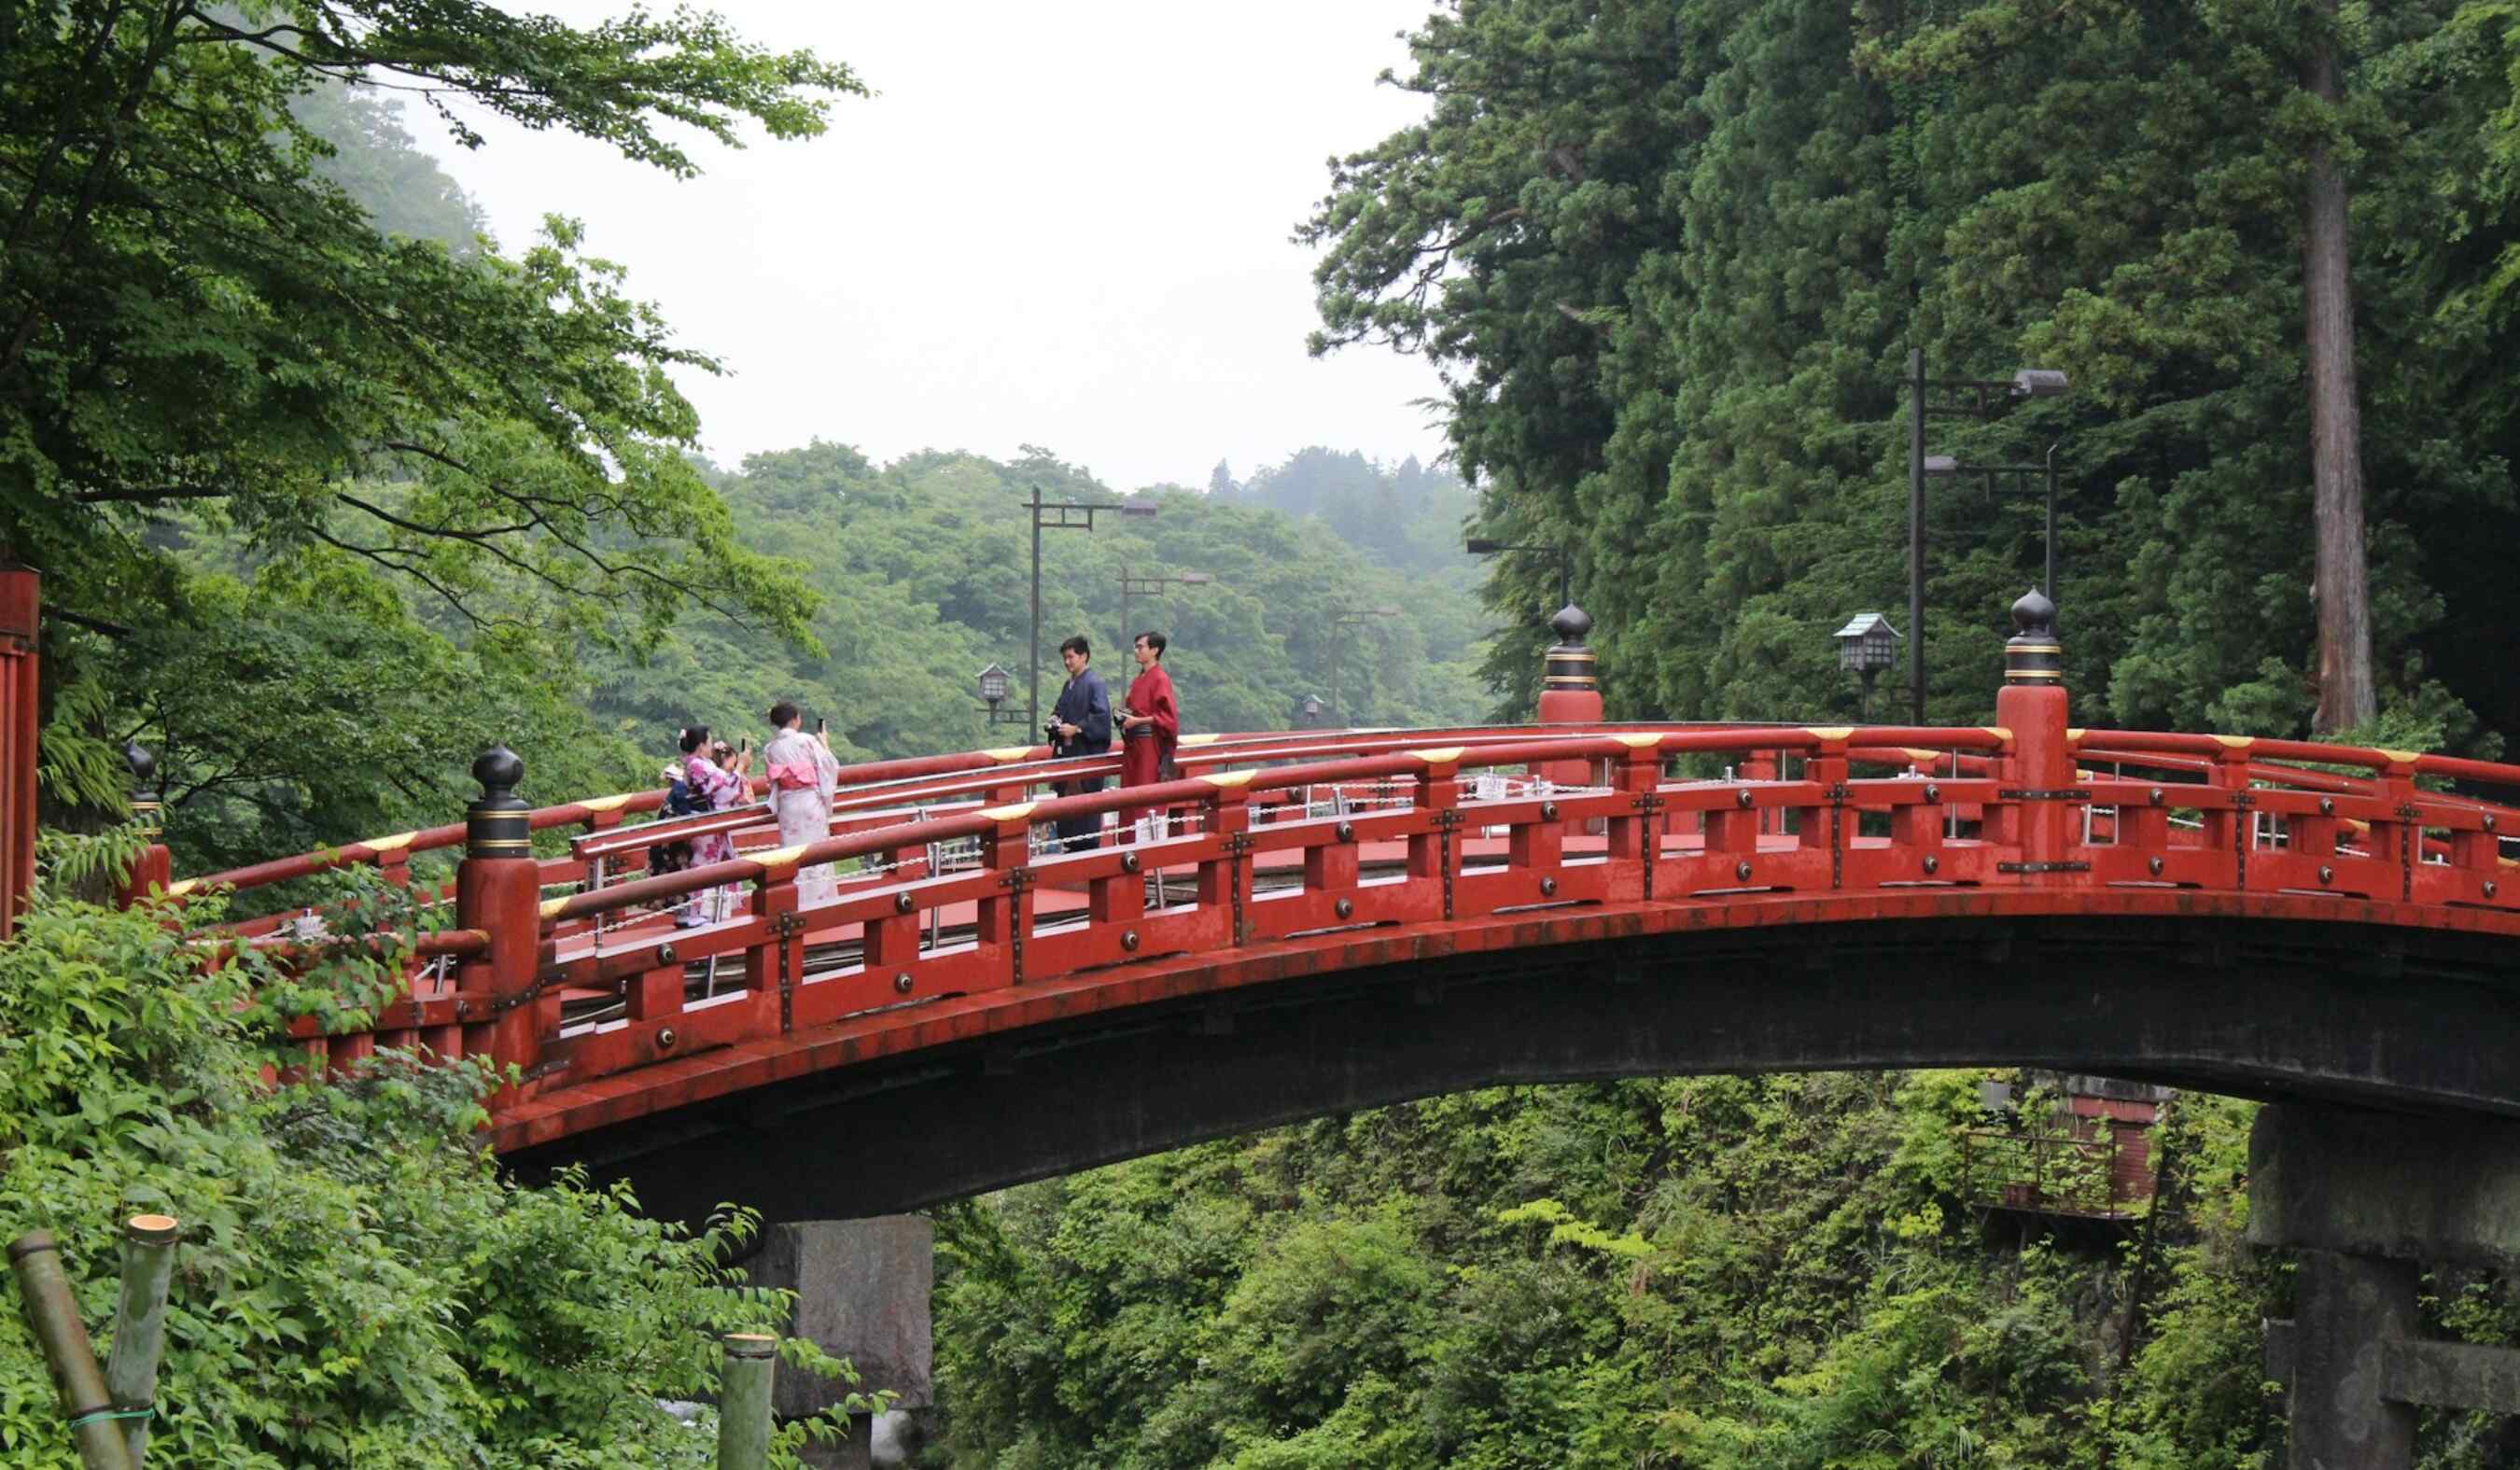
[1044,720,1064,745]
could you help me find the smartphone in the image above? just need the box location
[817,716,827,735]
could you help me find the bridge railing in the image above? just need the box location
[230,716,2520,1137]
[151,722,1810,934]
[265,726,2026,1105]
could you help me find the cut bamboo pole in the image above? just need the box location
[105,1215,179,1468]
[718,1332,776,1470]
[7,1232,137,1470]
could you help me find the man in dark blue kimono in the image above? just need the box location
[1049,635,1112,850]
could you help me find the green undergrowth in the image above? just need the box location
[0,850,877,1467]
[926,1072,2520,1467]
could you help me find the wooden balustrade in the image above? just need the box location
[174,712,2520,1141]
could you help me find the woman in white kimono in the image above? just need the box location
[762,701,842,906]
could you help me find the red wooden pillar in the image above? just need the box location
[1993,588,2075,885]
[1197,774,1254,945]
[0,564,35,937]
[115,740,172,907]
[1407,749,1463,920]
[975,799,1035,985]
[1799,729,1850,885]
[745,869,801,1036]
[2201,741,2257,891]
[2365,751,2422,902]
[1604,736,1662,902]
[455,747,543,1092]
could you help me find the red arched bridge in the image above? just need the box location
[129,601,2520,1222]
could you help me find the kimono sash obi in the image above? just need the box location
[766,761,819,791]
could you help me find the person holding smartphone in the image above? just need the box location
[763,701,842,905]
[676,724,750,926]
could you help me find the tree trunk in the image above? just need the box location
[2303,5,2375,735]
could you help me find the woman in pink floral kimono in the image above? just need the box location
[762,702,842,906]
[678,724,749,925]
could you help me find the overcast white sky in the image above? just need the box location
[413,2,1452,492]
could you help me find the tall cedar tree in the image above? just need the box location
[1305,1,2520,750]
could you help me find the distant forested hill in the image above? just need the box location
[1208,448,1477,581]
[578,442,1496,768]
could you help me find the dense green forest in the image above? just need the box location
[1306,0,2520,755]
[920,1078,2319,1467]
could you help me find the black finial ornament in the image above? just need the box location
[2010,586,2056,640]
[1544,602,1597,696]
[2004,587,2063,686]
[466,745,530,858]
[123,740,161,838]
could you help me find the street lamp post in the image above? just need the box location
[1924,444,2065,601]
[1026,486,1155,735]
[1831,612,1903,723]
[1292,693,1329,730]
[1905,352,2068,722]
[1117,568,1213,660]
[1325,607,1399,724]
[1464,539,1573,614]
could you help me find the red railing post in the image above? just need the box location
[1605,737,1663,901]
[1197,774,1254,945]
[455,747,543,1090]
[864,844,925,977]
[2368,750,2422,901]
[745,868,802,1038]
[1798,729,1850,880]
[0,562,35,937]
[976,799,1036,983]
[1408,749,1463,920]
[1994,589,2073,883]
[2201,742,2256,891]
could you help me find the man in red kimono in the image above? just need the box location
[1118,629,1180,838]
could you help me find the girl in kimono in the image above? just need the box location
[762,702,843,906]
[678,724,749,925]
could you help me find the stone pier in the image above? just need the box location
[747,1217,933,1469]
[2252,1105,2520,1466]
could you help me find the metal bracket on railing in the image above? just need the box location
[1430,808,1462,918]
[466,971,560,1020]
[773,909,806,1034]
[1629,792,1666,901]
[1221,831,1255,945]
[2232,791,2256,889]
[994,868,1031,985]
[1999,789,2093,802]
